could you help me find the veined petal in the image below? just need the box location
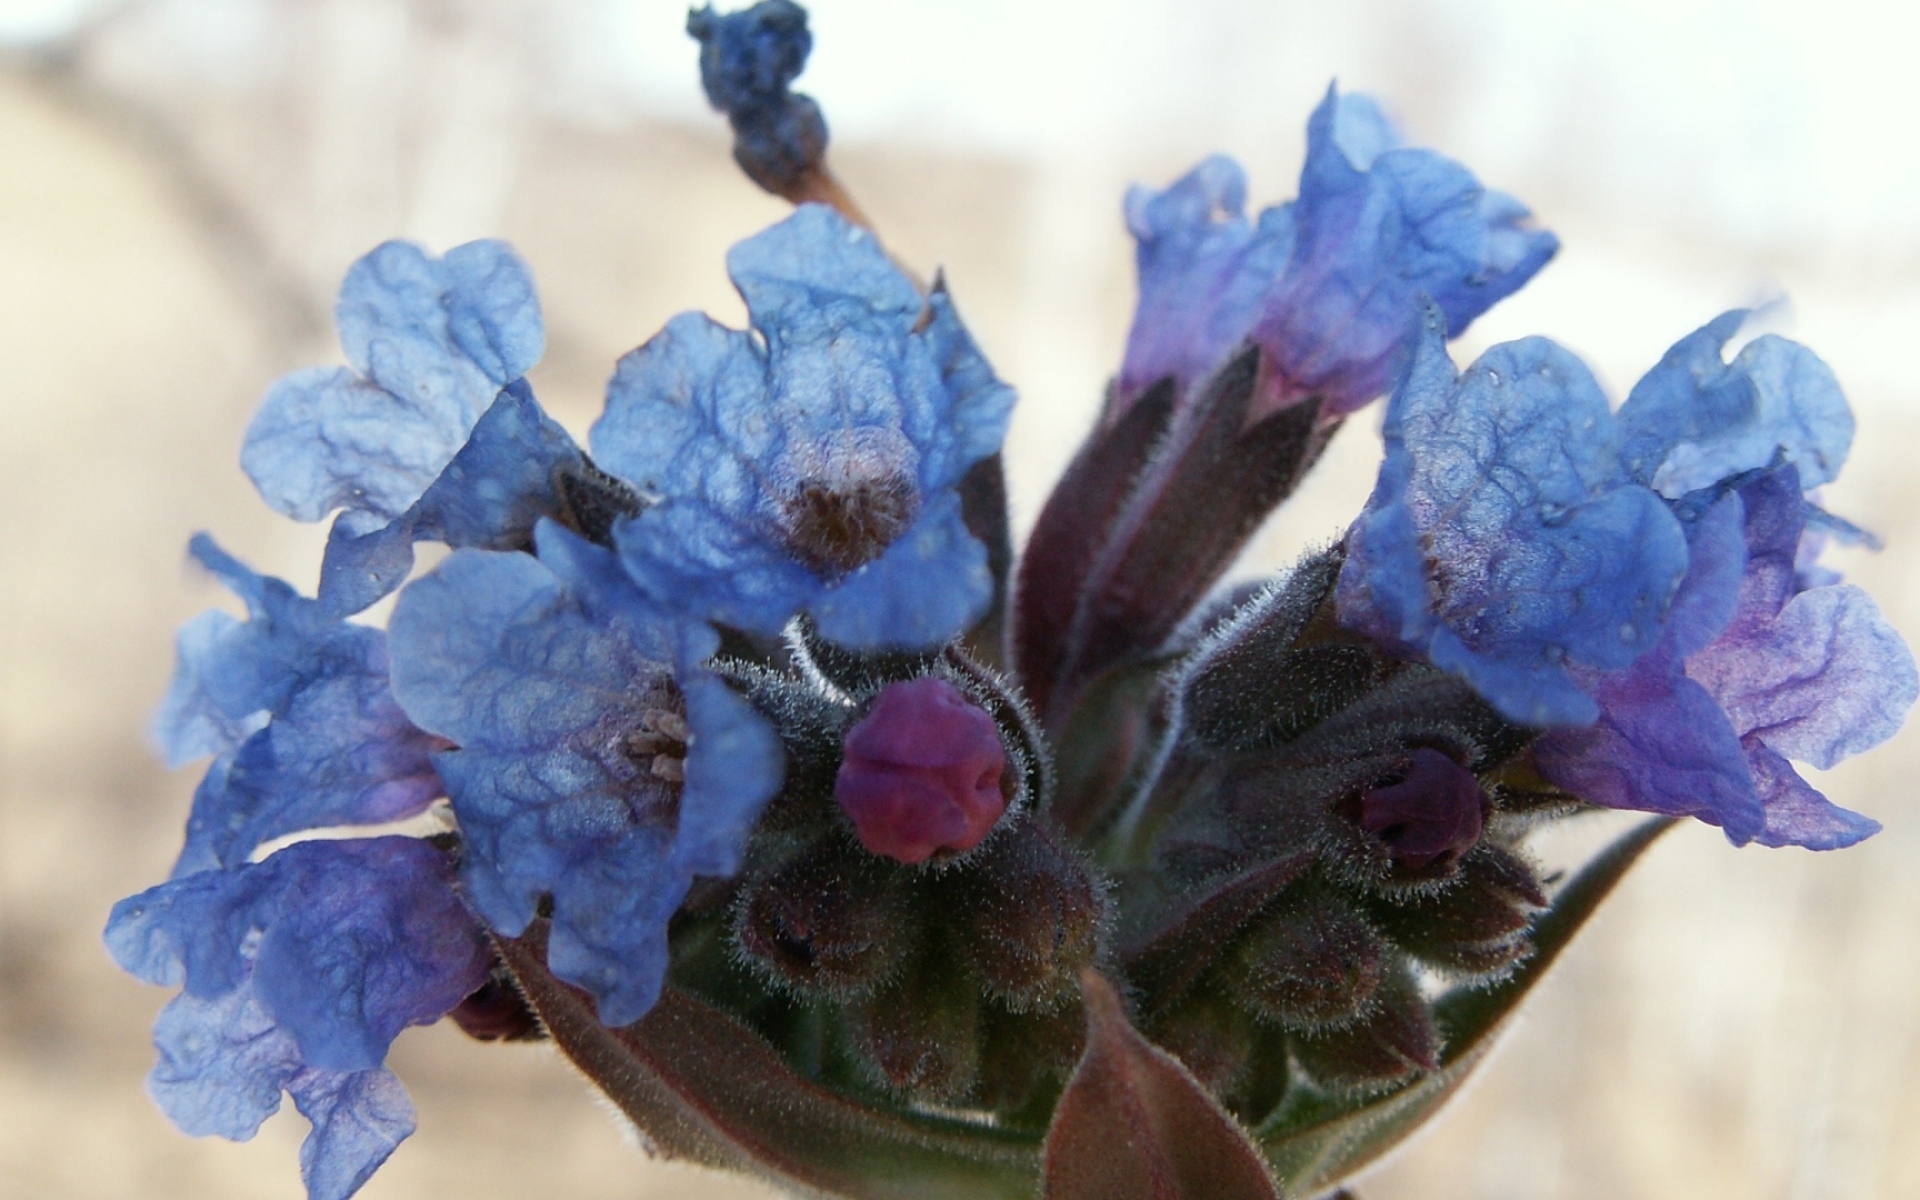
[595,206,1011,648]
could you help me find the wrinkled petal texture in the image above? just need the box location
[317,380,587,617]
[107,838,488,1072]
[387,538,780,1025]
[1260,88,1558,415]
[593,205,1013,648]
[1539,454,1909,848]
[146,986,418,1200]
[243,240,543,523]
[154,538,443,875]
[1619,311,1855,496]
[1338,315,1688,726]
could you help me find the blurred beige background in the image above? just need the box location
[3,0,1919,1197]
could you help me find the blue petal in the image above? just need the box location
[388,545,777,1024]
[919,283,1017,473]
[1659,489,1749,660]
[153,609,263,766]
[289,1066,417,1200]
[1257,86,1559,415]
[1744,738,1881,850]
[672,672,788,878]
[107,863,265,995]
[1337,313,1688,726]
[317,381,589,617]
[1117,156,1295,405]
[336,239,541,396]
[244,368,469,523]
[147,986,300,1140]
[725,201,921,321]
[594,206,1008,646]
[1619,312,1855,497]
[111,840,487,1071]
[807,489,991,650]
[245,240,544,523]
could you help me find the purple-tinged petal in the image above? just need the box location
[1337,312,1688,726]
[1258,87,1558,416]
[152,538,443,874]
[1744,738,1881,850]
[289,1067,417,1200]
[1534,660,1764,844]
[1620,312,1854,497]
[111,839,487,1071]
[249,840,489,1072]
[1117,156,1293,409]
[1688,582,1918,769]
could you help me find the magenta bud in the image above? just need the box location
[1358,748,1486,870]
[835,677,1009,864]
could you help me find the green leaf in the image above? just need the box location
[1255,816,1678,1195]
[497,923,1041,1200]
[1042,973,1279,1200]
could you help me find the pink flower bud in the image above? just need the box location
[835,677,1008,864]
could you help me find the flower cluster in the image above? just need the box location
[110,5,1913,1199]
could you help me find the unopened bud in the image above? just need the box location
[942,818,1103,1009]
[1371,845,1545,979]
[734,840,913,996]
[1227,890,1385,1030]
[845,944,981,1099]
[1289,965,1438,1093]
[835,677,1009,864]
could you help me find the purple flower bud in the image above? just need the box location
[1357,749,1485,871]
[835,677,1008,864]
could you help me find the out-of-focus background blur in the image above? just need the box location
[3,0,1919,1196]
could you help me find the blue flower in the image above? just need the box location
[593,204,1014,650]
[241,240,593,618]
[1336,307,1690,727]
[153,536,446,877]
[387,521,785,1025]
[1118,86,1558,422]
[687,0,827,195]
[105,837,490,1200]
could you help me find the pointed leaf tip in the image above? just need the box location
[1043,971,1281,1200]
